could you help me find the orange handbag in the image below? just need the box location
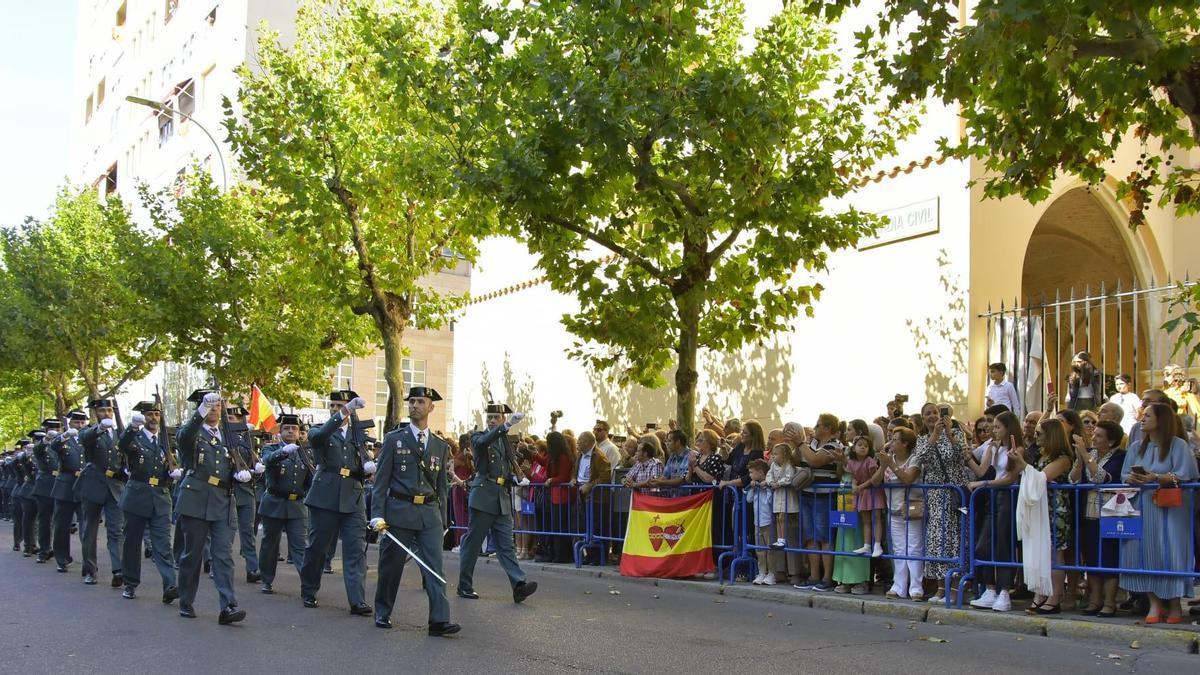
[1153,486,1183,508]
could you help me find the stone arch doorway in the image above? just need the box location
[1021,186,1154,401]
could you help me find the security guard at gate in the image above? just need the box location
[175,389,248,624]
[457,402,538,602]
[299,389,375,615]
[117,400,180,603]
[257,414,312,594]
[370,386,459,636]
[50,409,87,572]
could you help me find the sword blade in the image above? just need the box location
[382,529,447,585]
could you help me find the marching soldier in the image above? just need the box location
[0,450,11,522]
[50,409,87,572]
[224,404,263,583]
[117,401,181,603]
[457,402,537,603]
[370,386,459,636]
[299,389,375,615]
[31,419,65,563]
[11,440,32,553]
[18,432,42,557]
[175,389,249,624]
[257,413,312,594]
[78,398,127,586]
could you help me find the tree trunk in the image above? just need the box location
[674,286,702,441]
[378,312,407,433]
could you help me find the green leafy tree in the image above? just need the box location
[464,0,915,437]
[0,188,163,411]
[131,175,374,407]
[226,0,493,429]
[802,0,1200,361]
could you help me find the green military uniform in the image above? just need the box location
[50,410,87,571]
[225,407,261,582]
[77,398,126,585]
[31,420,63,563]
[117,401,179,601]
[18,431,43,557]
[457,402,536,602]
[258,413,313,593]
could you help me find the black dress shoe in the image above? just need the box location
[513,580,538,604]
[350,603,373,616]
[144,547,152,559]
[11,544,19,551]
[162,587,179,604]
[428,622,461,637]
[22,550,31,557]
[260,583,274,594]
[36,554,47,563]
[203,561,211,574]
[83,574,97,585]
[56,564,67,573]
[302,597,319,608]
[179,605,196,619]
[278,555,285,562]
[322,565,333,574]
[122,586,136,599]
[111,573,123,588]
[375,617,392,629]
[218,605,246,625]
[456,588,480,599]
[246,571,262,583]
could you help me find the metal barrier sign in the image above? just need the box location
[1100,516,1142,539]
[830,510,859,528]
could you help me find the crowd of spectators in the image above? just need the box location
[438,363,1200,625]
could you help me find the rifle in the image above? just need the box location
[154,385,179,473]
[347,408,374,468]
[210,381,249,474]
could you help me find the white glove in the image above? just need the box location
[234,470,252,483]
[198,392,221,417]
[345,396,367,412]
[169,468,183,480]
[363,460,377,474]
[65,428,79,438]
[131,412,146,428]
[369,517,387,532]
[253,462,266,475]
[518,477,530,487]
[100,418,116,429]
[46,429,59,438]
[280,443,298,455]
[508,412,526,426]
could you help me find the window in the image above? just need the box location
[373,358,425,418]
[313,359,355,408]
[115,2,126,27]
[173,168,186,198]
[375,360,390,418]
[157,110,174,146]
[85,94,94,124]
[200,64,215,110]
[165,0,178,24]
[101,163,118,196]
[96,78,106,109]
[176,79,195,116]
[206,6,217,25]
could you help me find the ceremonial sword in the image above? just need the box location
[380,529,447,585]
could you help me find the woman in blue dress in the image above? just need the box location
[1119,402,1199,625]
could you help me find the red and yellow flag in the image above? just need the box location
[620,490,715,578]
[248,384,277,433]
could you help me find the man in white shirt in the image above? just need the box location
[593,420,621,467]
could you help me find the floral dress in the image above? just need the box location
[914,428,972,580]
[1037,452,1071,551]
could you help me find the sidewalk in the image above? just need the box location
[459,553,1200,655]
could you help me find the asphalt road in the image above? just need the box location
[0,527,1194,673]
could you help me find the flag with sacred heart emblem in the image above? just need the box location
[248,384,278,434]
[619,490,715,578]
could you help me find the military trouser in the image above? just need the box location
[10,496,24,548]
[300,506,366,606]
[36,495,55,556]
[19,496,37,553]
[81,495,124,577]
[0,486,8,519]
[122,509,177,592]
[52,499,80,567]
[259,515,306,585]
[375,523,450,624]
[178,513,237,612]
[458,508,526,594]
[236,501,259,573]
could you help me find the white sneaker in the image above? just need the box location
[871,543,884,558]
[992,591,1011,612]
[752,574,766,585]
[763,574,777,586]
[970,589,997,609]
[852,544,872,555]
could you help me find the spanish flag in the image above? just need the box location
[620,490,715,578]
[248,384,277,433]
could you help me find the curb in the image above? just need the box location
[474,556,1200,654]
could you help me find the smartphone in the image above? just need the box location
[1131,465,1146,475]
[939,407,951,419]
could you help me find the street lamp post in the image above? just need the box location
[125,95,228,192]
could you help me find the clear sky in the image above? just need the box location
[0,2,77,228]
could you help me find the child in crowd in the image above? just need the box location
[848,436,885,557]
[986,362,1022,415]
[766,443,797,550]
[745,459,775,585]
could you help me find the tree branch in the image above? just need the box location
[707,224,744,265]
[540,214,670,284]
[633,136,706,218]
[1071,37,1163,63]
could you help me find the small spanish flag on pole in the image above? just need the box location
[248,384,278,434]
[620,490,715,578]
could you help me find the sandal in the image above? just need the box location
[1025,598,1046,614]
[1143,615,1161,625]
[1034,603,1061,615]
[1097,607,1117,619]
[1165,616,1184,625]
[1081,605,1102,616]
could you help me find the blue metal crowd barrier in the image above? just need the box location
[960,482,1199,609]
[447,483,590,566]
